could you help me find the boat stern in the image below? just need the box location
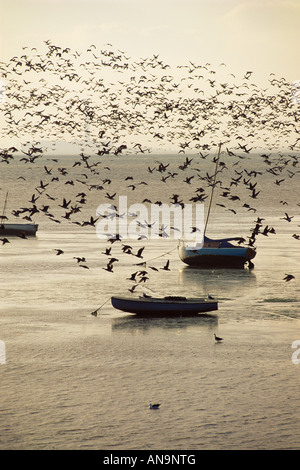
[246,246,256,261]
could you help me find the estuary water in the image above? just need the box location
[1,151,300,450]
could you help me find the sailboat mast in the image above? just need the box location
[1,191,8,221]
[203,143,222,237]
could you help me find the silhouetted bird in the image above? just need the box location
[214,333,223,343]
[283,274,295,282]
[150,403,160,410]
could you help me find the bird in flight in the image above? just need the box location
[281,213,294,222]
[161,260,170,271]
[135,247,145,258]
[283,274,295,282]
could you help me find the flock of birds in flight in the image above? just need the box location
[0,41,299,293]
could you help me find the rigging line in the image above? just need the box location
[134,244,178,266]
[203,143,222,237]
[90,296,111,316]
[234,203,246,241]
[1,191,9,220]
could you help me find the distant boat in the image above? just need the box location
[178,143,256,269]
[0,192,38,237]
[0,223,38,237]
[111,295,218,316]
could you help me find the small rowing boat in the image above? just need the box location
[111,295,218,316]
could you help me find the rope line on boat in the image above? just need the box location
[134,244,178,266]
[90,297,111,316]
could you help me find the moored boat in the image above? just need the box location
[178,143,256,269]
[0,223,38,237]
[111,295,218,315]
[1,192,38,237]
[178,236,256,268]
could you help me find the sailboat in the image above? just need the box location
[0,192,38,237]
[178,144,256,269]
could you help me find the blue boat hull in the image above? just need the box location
[178,237,256,268]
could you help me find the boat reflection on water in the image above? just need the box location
[178,266,257,301]
[111,312,218,334]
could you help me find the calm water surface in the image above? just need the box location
[1,153,300,450]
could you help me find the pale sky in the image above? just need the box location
[1,0,299,85]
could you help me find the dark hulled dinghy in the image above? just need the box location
[111,295,218,316]
[1,192,38,237]
[0,223,38,237]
